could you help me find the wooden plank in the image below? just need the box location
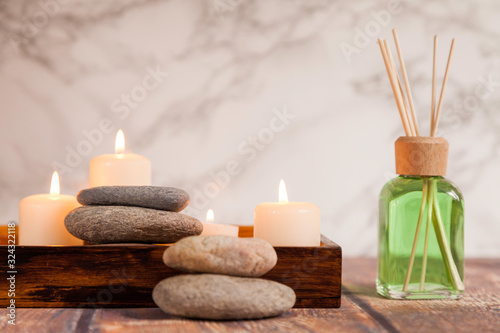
[1,302,380,333]
[86,297,383,333]
[0,231,341,308]
[0,308,94,333]
[8,307,373,333]
[342,258,500,332]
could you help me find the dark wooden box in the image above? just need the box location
[0,226,341,308]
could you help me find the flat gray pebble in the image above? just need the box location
[163,235,277,277]
[77,186,189,212]
[64,206,202,244]
[152,274,296,320]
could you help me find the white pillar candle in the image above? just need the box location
[19,172,82,245]
[200,209,239,237]
[254,179,321,246]
[89,129,151,187]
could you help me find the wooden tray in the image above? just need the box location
[0,226,341,308]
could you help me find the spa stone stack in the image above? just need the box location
[64,186,202,244]
[153,235,296,320]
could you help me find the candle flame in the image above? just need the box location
[50,171,60,197]
[279,179,288,203]
[115,129,125,154]
[206,209,214,222]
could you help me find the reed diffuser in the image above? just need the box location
[377,30,464,300]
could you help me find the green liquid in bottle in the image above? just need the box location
[377,176,464,299]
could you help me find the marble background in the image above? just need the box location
[1,0,499,257]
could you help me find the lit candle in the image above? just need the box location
[254,179,321,246]
[89,129,151,187]
[19,172,82,245]
[200,209,240,237]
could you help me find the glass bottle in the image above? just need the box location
[377,137,464,300]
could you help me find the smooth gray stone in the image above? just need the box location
[77,186,189,212]
[64,206,202,244]
[163,235,277,277]
[152,274,296,320]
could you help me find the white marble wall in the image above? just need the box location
[1,0,499,256]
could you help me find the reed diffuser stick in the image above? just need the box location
[431,181,464,290]
[431,36,438,132]
[392,29,420,136]
[432,39,455,137]
[420,179,433,291]
[384,40,417,136]
[385,40,417,136]
[383,40,410,117]
[378,39,412,136]
[420,36,438,291]
[422,38,462,291]
[403,181,428,291]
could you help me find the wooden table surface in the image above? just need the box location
[1,258,499,333]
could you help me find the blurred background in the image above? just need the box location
[1,0,498,257]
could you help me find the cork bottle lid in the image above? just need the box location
[395,136,449,176]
